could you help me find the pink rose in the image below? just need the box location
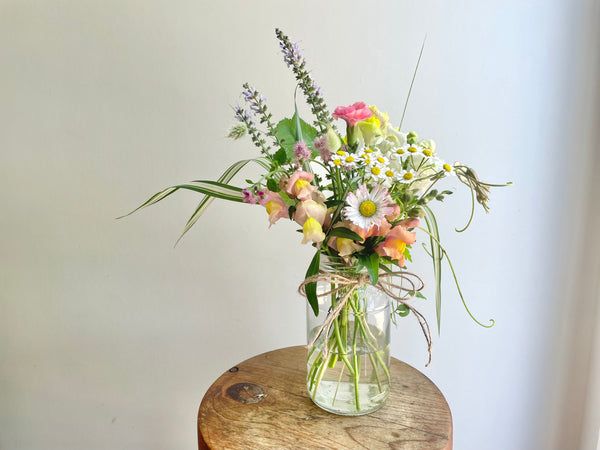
[285,171,317,201]
[332,102,373,127]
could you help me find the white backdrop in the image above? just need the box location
[1,1,599,449]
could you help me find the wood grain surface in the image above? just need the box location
[198,346,452,450]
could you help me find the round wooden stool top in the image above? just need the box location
[198,346,452,450]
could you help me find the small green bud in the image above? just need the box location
[407,131,418,145]
[325,127,342,152]
[407,207,424,218]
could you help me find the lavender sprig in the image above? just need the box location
[234,105,271,156]
[275,29,332,132]
[241,83,278,139]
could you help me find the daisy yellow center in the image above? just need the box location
[403,172,414,180]
[385,170,394,177]
[359,200,377,217]
[364,148,373,153]
[377,156,385,164]
[443,163,452,172]
[408,146,418,153]
[333,159,342,166]
[371,166,381,175]
[337,150,346,156]
[396,148,405,154]
[423,149,432,157]
[345,156,355,163]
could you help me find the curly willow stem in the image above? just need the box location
[455,177,476,233]
[417,226,495,329]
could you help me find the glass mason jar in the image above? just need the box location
[306,256,392,415]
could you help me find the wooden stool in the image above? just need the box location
[198,346,452,450]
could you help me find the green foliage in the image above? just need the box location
[327,227,363,241]
[305,250,321,316]
[275,114,318,159]
[357,253,379,286]
[274,148,288,165]
[266,178,279,192]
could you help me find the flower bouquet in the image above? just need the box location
[123,29,509,415]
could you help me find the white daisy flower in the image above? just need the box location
[343,184,395,229]
[419,146,435,159]
[379,167,399,189]
[364,164,386,184]
[329,155,344,168]
[389,144,409,162]
[406,145,420,155]
[441,162,455,176]
[342,153,359,170]
[353,148,372,166]
[433,158,456,176]
[372,153,389,166]
[398,169,416,184]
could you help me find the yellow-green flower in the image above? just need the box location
[358,116,383,146]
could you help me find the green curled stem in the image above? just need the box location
[455,178,475,233]
[418,226,495,328]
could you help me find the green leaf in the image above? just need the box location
[278,191,296,207]
[295,114,318,148]
[274,148,287,165]
[275,118,295,156]
[395,304,410,317]
[325,199,345,208]
[274,115,318,159]
[266,178,279,192]
[327,227,363,242]
[423,205,443,334]
[305,250,321,316]
[364,253,379,285]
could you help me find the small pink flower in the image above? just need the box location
[314,135,333,164]
[293,141,311,160]
[241,189,256,204]
[263,190,289,227]
[332,102,373,127]
[285,171,317,201]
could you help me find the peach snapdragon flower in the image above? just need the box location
[375,218,420,265]
[285,171,317,201]
[263,190,288,227]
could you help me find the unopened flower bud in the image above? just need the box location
[407,131,418,145]
[325,127,342,152]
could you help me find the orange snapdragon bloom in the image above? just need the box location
[375,218,419,265]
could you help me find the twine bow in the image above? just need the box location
[298,270,433,366]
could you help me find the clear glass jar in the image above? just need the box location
[306,256,391,415]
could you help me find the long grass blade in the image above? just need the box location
[118,180,245,220]
[399,36,427,130]
[176,157,271,244]
[422,205,443,334]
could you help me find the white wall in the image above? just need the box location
[1,1,598,449]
